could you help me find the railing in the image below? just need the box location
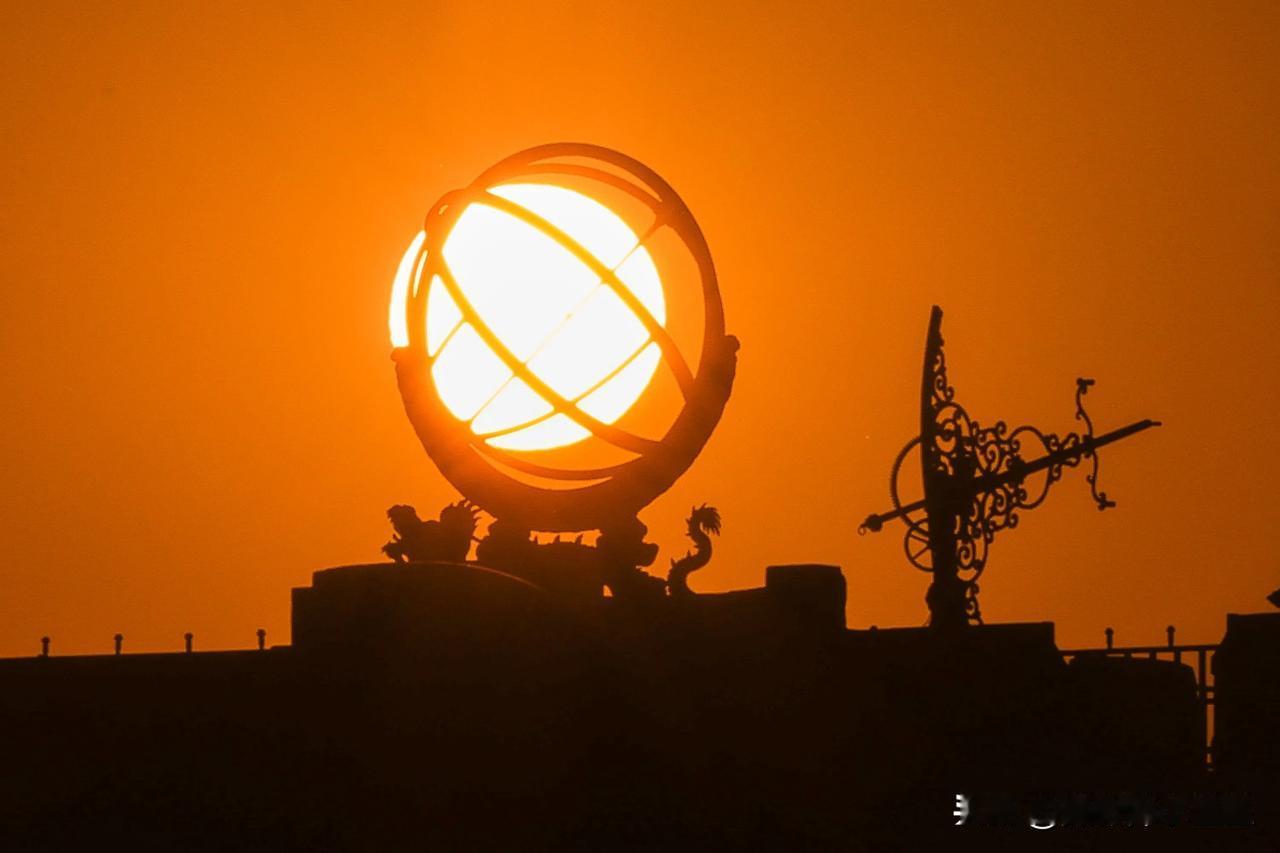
[28,629,270,658]
[1060,626,1218,768]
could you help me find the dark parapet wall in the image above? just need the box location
[838,621,1071,795]
[1214,613,1280,786]
[291,561,554,656]
[0,650,320,846]
[0,561,1237,847]
[765,563,846,631]
[1066,655,1205,786]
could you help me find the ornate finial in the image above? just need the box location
[860,307,1160,628]
[256,628,267,650]
[114,633,123,656]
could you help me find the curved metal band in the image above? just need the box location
[476,337,653,441]
[489,163,666,216]
[431,260,660,456]
[471,189,696,399]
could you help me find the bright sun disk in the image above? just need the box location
[389,183,665,452]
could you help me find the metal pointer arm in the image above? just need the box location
[859,418,1160,533]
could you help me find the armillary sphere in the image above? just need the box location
[389,143,737,533]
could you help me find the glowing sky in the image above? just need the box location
[1,1,1277,655]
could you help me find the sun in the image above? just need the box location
[390,183,665,452]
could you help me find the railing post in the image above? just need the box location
[1104,627,1114,650]
[184,632,193,654]
[256,628,266,651]
[114,633,123,656]
[39,636,49,658]
[1167,625,1175,648]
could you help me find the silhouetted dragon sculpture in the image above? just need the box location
[382,501,479,563]
[666,504,722,597]
[381,500,722,601]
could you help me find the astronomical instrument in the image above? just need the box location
[389,144,736,533]
[860,307,1160,627]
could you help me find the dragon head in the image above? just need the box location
[688,504,722,536]
[386,504,423,536]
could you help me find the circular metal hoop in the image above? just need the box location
[393,143,737,532]
[887,436,934,572]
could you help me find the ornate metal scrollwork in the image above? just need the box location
[1075,378,1117,511]
[860,306,1160,628]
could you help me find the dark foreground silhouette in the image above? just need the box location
[1,561,1276,849]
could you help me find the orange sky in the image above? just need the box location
[1,1,1277,656]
